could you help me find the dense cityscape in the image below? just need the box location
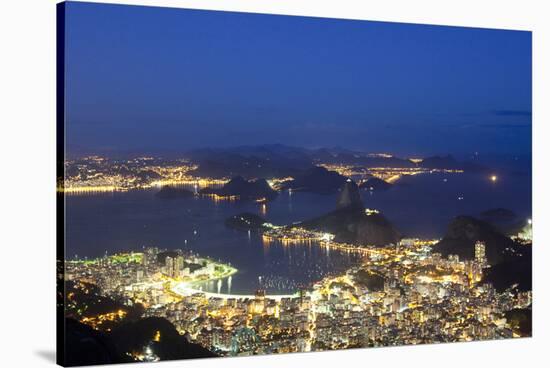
[61,154,533,362]
[65,230,532,359]
[59,2,532,366]
[60,156,226,193]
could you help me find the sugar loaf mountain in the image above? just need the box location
[299,179,401,246]
[225,179,401,246]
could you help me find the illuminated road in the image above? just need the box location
[171,282,299,300]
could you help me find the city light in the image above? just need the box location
[66,226,531,358]
[62,156,531,357]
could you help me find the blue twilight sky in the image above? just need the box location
[64,1,532,157]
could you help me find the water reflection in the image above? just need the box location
[65,172,531,294]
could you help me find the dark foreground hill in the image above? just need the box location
[63,317,216,366]
[61,281,217,365]
[483,250,532,292]
[111,317,217,361]
[504,309,532,337]
[63,318,132,366]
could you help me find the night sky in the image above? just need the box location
[64,1,532,157]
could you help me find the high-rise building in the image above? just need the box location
[175,256,185,277]
[255,289,266,300]
[165,256,175,277]
[475,241,487,265]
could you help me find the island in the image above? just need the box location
[359,177,393,191]
[299,180,401,246]
[199,176,278,201]
[280,166,348,194]
[225,212,268,231]
[155,186,195,199]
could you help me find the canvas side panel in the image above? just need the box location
[56,2,66,366]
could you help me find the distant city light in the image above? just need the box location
[490,175,498,182]
[321,233,333,241]
[528,218,532,225]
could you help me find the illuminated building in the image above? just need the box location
[65,236,530,357]
[474,241,487,265]
[175,256,185,277]
[165,256,175,278]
